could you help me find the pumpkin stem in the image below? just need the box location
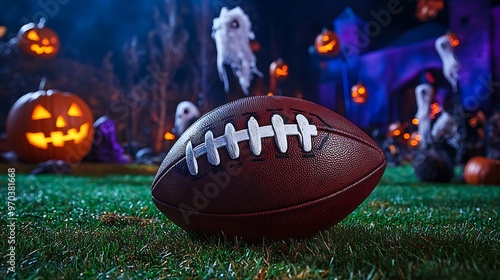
[39,77,47,91]
[38,17,46,28]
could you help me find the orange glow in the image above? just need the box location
[27,30,40,41]
[430,102,441,119]
[68,103,83,117]
[412,118,420,125]
[351,84,368,104]
[270,59,289,81]
[55,115,67,128]
[26,123,90,149]
[164,131,176,141]
[267,92,273,96]
[404,133,410,140]
[31,105,52,120]
[393,129,401,137]
[315,29,340,57]
[30,44,55,54]
[416,0,444,21]
[0,26,6,38]
[275,65,289,77]
[447,33,460,48]
[389,144,397,155]
[410,140,419,147]
[469,117,478,128]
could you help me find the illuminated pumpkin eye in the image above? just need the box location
[32,105,52,120]
[27,30,40,41]
[67,103,83,117]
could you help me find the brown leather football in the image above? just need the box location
[152,96,386,241]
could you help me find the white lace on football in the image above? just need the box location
[185,114,318,175]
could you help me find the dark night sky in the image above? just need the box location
[0,0,451,66]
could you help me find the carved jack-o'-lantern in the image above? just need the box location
[351,83,368,104]
[269,59,289,81]
[6,89,94,163]
[17,18,60,58]
[314,29,340,57]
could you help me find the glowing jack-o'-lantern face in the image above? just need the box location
[6,90,94,163]
[315,29,340,57]
[269,59,289,81]
[351,84,368,104]
[18,22,60,58]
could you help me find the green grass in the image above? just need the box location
[0,165,499,279]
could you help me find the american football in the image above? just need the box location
[152,96,386,241]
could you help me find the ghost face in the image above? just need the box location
[212,6,262,94]
[173,101,200,136]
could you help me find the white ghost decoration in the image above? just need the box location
[212,6,263,95]
[435,35,461,92]
[173,101,200,136]
[414,83,434,148]
[432,110,460,149]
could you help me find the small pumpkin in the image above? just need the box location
[17,18,60,58]
[269,59,289,81]
[351,83,368,104]
[6,88,94,163]
[464,156,500,185]
[314,29,340,57]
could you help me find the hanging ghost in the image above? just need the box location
[435,35,461,92]
[173,101,200,136]
[414,83,434,148]
[212,6,263,95]
[431,110,460,149]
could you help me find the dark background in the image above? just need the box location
[0,0,450,73]
[1,0,498,144]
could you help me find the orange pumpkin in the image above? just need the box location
[314,29,340,57]
[17,19,60,58]
[6,89,94,163]
[464,156,500,185]
[351,83,368,104]
[269,59,289,81]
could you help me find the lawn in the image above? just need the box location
[0,165,499,279]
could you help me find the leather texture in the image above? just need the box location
[152,96,386,241]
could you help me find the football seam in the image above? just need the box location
[152,124,383,191]
[152,159,386,217]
